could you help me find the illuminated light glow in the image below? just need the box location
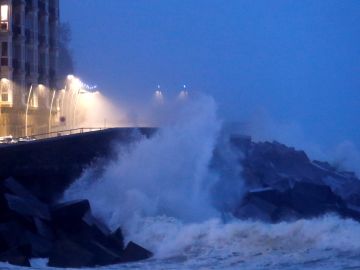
[154,84,164,104]
[155,90,163,98]
[0,78,12,106]
[67,74,75,80]
[37,84,45,96]
[79,89,89,94]
[154,89,164,104]
[179,90,189,99]
[178,85,189,100]
[72,78,82,90]
[1,5,8,21]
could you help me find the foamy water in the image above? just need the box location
[2,215,360,270]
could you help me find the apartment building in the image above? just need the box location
[0,0,59,137]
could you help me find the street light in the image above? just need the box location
[48,89,56,133]
[178,85,189,100]
[154,85,164,103]
[25,84,33,137]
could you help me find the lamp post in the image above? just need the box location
[72,89,90,129]
[70,79,81,128]
[154,85,164,103]
[48,90,56,133]
[25,84,33,137]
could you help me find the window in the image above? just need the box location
[1,58,8,66]
[1,5,8,21]
[1,42,7,57]
[0,79,12,105]
[1,42,8,66]
[0,5,9,31]
[1,93,8,102]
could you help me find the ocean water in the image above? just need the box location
[2,215,360,270]
[5,95,359,269]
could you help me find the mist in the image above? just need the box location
[61,0,360,163]
[63,94,223,230]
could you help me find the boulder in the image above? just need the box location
[51,200,90,232]
[287,182,344,217]
[0,179,151,268]
[4,193,50,221]
[48,239,95,268]
[235,182,360,223]
[120,241,153,262]
[0,247,31,267]
[25,231,53,258]
[0,222,30,249]
[109,227,125,251]
[34,218,54,240]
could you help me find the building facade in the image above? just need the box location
[0,0,59,137]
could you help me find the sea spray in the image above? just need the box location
[210,126,245,214]
[124,215,360,260]
[62,94,360,270]
[63,94,222,230]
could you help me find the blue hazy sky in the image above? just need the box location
[61,0,360,149]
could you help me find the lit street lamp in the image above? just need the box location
[25,84,33,137]
[48,90,56,133]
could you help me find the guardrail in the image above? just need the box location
[14,127,105,141]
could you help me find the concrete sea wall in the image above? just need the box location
[0,128,156,202]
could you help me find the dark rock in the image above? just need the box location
[48,239,95,268]
[83,210,110,236]
[235,189,280,222]
[288,182,344,217]
[338,205,360,222]
[0,247,31,267]
[48,207,128,267]
[235,201,274,222]
[25,231,53,258]
[120,241,153,262]
[0,222,30,249]
[230,135,252,155]
[34,218,54,240]
[109,227,125,251]
[48,232,124,267]
[235,182,359,223]
[4,178,40,202]
[0,178,50,223]
[83,240,122,266]
[272,206,301,222]
[51,200,90,232]
[0,248,30,267]
[5,193,50,221]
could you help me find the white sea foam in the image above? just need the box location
[64,94,222,230]
[16,215,360,270]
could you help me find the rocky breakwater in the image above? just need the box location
[224,135,360,223]
[0,178,152,267]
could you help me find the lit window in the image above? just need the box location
[1,5,8,21]
[0,5,8,31]
[0,79,12,106]
[1,93,8,102]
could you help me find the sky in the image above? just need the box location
[60,0,360,151]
